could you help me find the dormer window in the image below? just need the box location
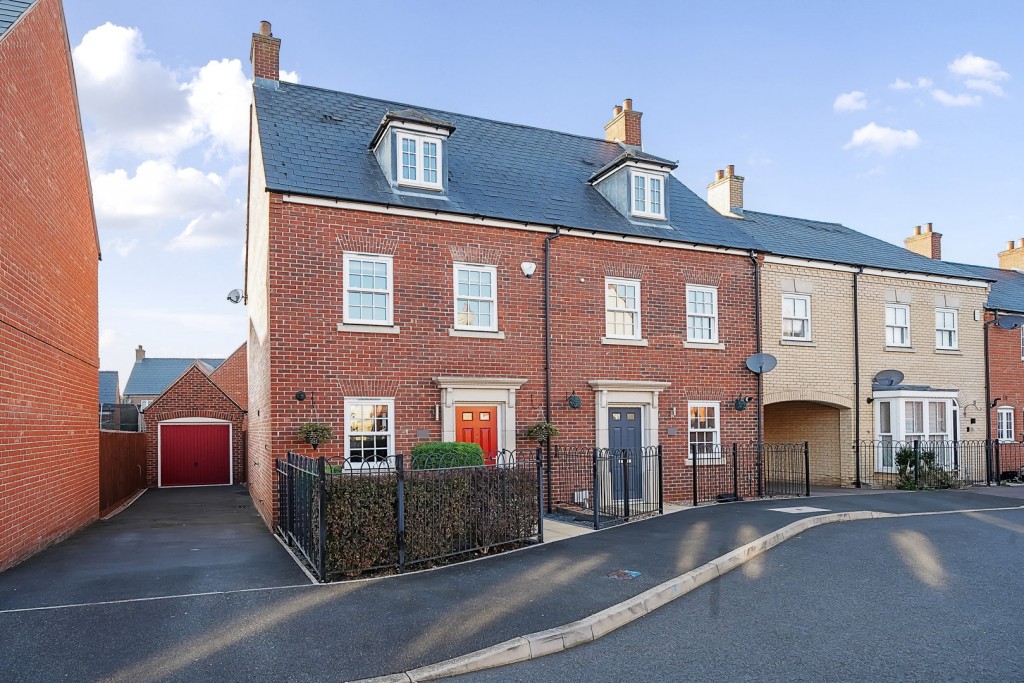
[398,133,442,189]
[632,171,664,219]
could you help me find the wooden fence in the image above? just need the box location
[99,430,147,516]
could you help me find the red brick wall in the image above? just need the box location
[0,0,100,571]
[143,366,246,487]
[210,343,248,409]
[988,313,1024,436]
[252,197,758,520]
[246,320,274,525]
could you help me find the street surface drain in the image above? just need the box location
[607,569,642,581]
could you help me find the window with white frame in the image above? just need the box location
[344,398,394,468]
[782,294,811,340]
[935,308,958,349]
[874,395,954,472]
[397,133,442,190]
[885,303,911,347]
[454,263,497,331]
[688,402,720,461]
[343,253,393,325]
[686,285,719,343]
[632,171,665,219]
[998,407,1015,443]
[605,278,641,339]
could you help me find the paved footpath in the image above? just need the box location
[1,489,1021,682]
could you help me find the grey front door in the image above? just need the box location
[608,408,643,500]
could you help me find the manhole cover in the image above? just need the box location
[768,506,830,514]
[607,569,641,581]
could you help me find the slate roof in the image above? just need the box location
[0,0,35,41]
[124,358,224,396]
[737,210,991,280]
[99,371,119,404]
[253,83,757,250]
[947,262,1024,313]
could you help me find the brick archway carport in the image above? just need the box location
[764,390,854,487]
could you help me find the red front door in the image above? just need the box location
[456,406,498,465]
[160,423,231,486]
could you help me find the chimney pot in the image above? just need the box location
[259,20,272,36]
[613,105,622,116]
[726,164,735,177]
[622,98,632,111]
[716,169,724,181]
[135,345,145,362]
[1009,241,1016,251]
[925,222,933,233]
[914,225,922,235]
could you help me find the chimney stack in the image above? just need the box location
[250,20,281,84]
[998,238,1024,270]
[903,222,942,259]
[707,165,744,217]
[135,345,145,362]
[604,98,643,147]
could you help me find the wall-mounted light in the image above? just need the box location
[866,397,874,404]
[434,404,440,421]
[733,395,753,411]
[991,398,1001,408]
[567,390,582,409]
[520,261,537,278]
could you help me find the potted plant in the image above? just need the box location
[524,421,559,444]
[298,422,333,451]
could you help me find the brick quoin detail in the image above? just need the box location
[247,196,760,525]
[0,0,100,571]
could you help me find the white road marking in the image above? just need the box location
[768,506,832,514]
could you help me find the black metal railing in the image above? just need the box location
[276,448,543,581]
[691,442,810,505]
[549,445,663,529]
[993,441,1024,482]
[854,439,990,489]
[761,442,812,498]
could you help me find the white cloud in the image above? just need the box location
[931,89,982,107]
[833,90,868,112]
[109,238,139,257]
[168,202,245,250]
[92,160,230,227]
[72,24,251,161]
[279,69,300,83]
[916,77,933,89]
[949,52,1009,81]
[746,151,774,167]
[99,328,118,352]
[889,77,932,90]
[964,78,1005,96]
[843,123,921,156]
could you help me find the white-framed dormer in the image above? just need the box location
[370,109,455,196]
[631,170,666,220]
[589,147,676,225]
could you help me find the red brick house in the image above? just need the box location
[0,0,100,570]
[142,346,247,488]
[244,23,760,526]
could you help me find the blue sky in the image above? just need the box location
[63,1,1023,389]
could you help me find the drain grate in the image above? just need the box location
[607,569,641,581]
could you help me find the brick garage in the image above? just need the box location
[143,363,246,487]
[0,0,100,571]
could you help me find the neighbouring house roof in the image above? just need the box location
[146,362,246,415]
[124,357,225,397]
[946,262,1024,313]
[99,371,119,404]
[253,84,758,251]
[738,210,992,281]
[0,0,36,42]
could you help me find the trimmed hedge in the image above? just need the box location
[318,464,538,578]
[410,442,485,469]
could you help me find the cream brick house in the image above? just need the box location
[707,168,991,486]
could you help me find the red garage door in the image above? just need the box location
[160,423,231,486]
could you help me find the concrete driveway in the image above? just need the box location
[0,486,308,611]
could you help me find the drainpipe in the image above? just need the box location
[749,251,763,496]
[543,227,562,512]
[852,267,863,488]
[984,312,995,444]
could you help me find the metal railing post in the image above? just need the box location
[592,448,600,530]
[396,453,406,572]
[691,445,698,508]
[732,443,739,500]
[995,440,1002,485]
[804,441,811,497]
[985,440,993,485]
[316,456,327,582]
[756,442,764,498]
[622,450,631,521]
[536,447,545,543]
[286,453,295,542]
[913,440,921,488]
[657,444,664,516]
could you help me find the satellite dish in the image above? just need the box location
[226,289,243,304]
[745,353,778,374]
[874,369,904,387]
[995,315,1024,330]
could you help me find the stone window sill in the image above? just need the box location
[337,323,400,334]
[935,348,962,355]
[684,341,726,350]
[449,328,505,339]
[884,345,915,353]
[602,337,649,347]
[780,339,816,347]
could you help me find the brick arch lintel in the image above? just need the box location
[763,390,853,410]
[151,409,241,423]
